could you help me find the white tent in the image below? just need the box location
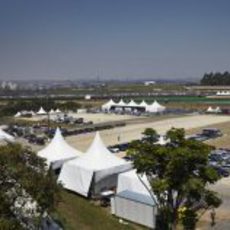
[37,107,47,115]
[49,109,55,114]
[29,110,36,116]
[117,99,127,107]
[58,132,132,197]
[146,100,165,113]
[117,170,152,197]
[55,108,61,113]
[101,99,117,111]
[0,129,15,142]
[156,135,169,145]
[214,106,221,113]
[14,112,21,118]
[113,170,157,229]
[139,100,148,108]
[206,106,214,113]
[128,99,139,107]
[37,128,82,170]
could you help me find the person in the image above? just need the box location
[210,208,216,226]
[117,134,120,143]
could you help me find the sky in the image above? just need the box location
[0,0,230,81]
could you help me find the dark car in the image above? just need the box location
[201,128,222,138]
[211,166,229,177]
[187,134,209,142]
[35,137,46,145]
[118,143,129,151]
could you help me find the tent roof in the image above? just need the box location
[30,110,36,116]
[139,100,148,107]
[55,108,61,113]
[37,107,47,114]
[14,112,21,117]
[117,99,127,107]
[214,106,221,113]
[207,106,214,112]
[0,129,15,142]
[102,99,117,108]
[128,99,139,107]
[152,100,163,107]
[67,132,129,170]
[117,170,152,197]
[49,109,55,114]
[38,128,82,166]
[146,100,165,112]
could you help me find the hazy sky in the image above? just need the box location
[0,0,230,81]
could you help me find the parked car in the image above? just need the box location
[201,128,222,138]
[108,147,120,153]
[211,165,229,177]
[187,134,209,142]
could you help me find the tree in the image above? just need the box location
[200,71,230,85]
[0,143,61,229]
[128,128,222,230]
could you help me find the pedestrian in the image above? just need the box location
[210,208,216,226]
[117,134,120,143]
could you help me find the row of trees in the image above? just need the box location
[0,99,83,117]
[200,72,230,85]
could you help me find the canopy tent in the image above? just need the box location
[214,106,221,113]
[117,99,127,107]
[29,110,36,116]
[49,109,55,114]
[138,100,148,108]
[146,100,165,113]
[114,170,157,229]
[128,99,139,107]
[37,128,82,170]
[0,129,15,142]
[55,108,61,113]
[117,170,153,197]
[206,106,214,113]
[101,99,117,111]
[58,132,132,197]
[14,112,21,118]
[36,107,47,115]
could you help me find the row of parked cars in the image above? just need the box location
[209,148,230,177]
[186,128,229,177]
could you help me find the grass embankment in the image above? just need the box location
[55,191,142,230]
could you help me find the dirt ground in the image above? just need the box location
[65,114,230,152]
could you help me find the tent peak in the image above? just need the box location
[86,131,110,156]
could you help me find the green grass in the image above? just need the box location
[55,190,141,230]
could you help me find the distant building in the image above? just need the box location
[85,94,92,100]
[1,81,18,90]
[144,81,156,86]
